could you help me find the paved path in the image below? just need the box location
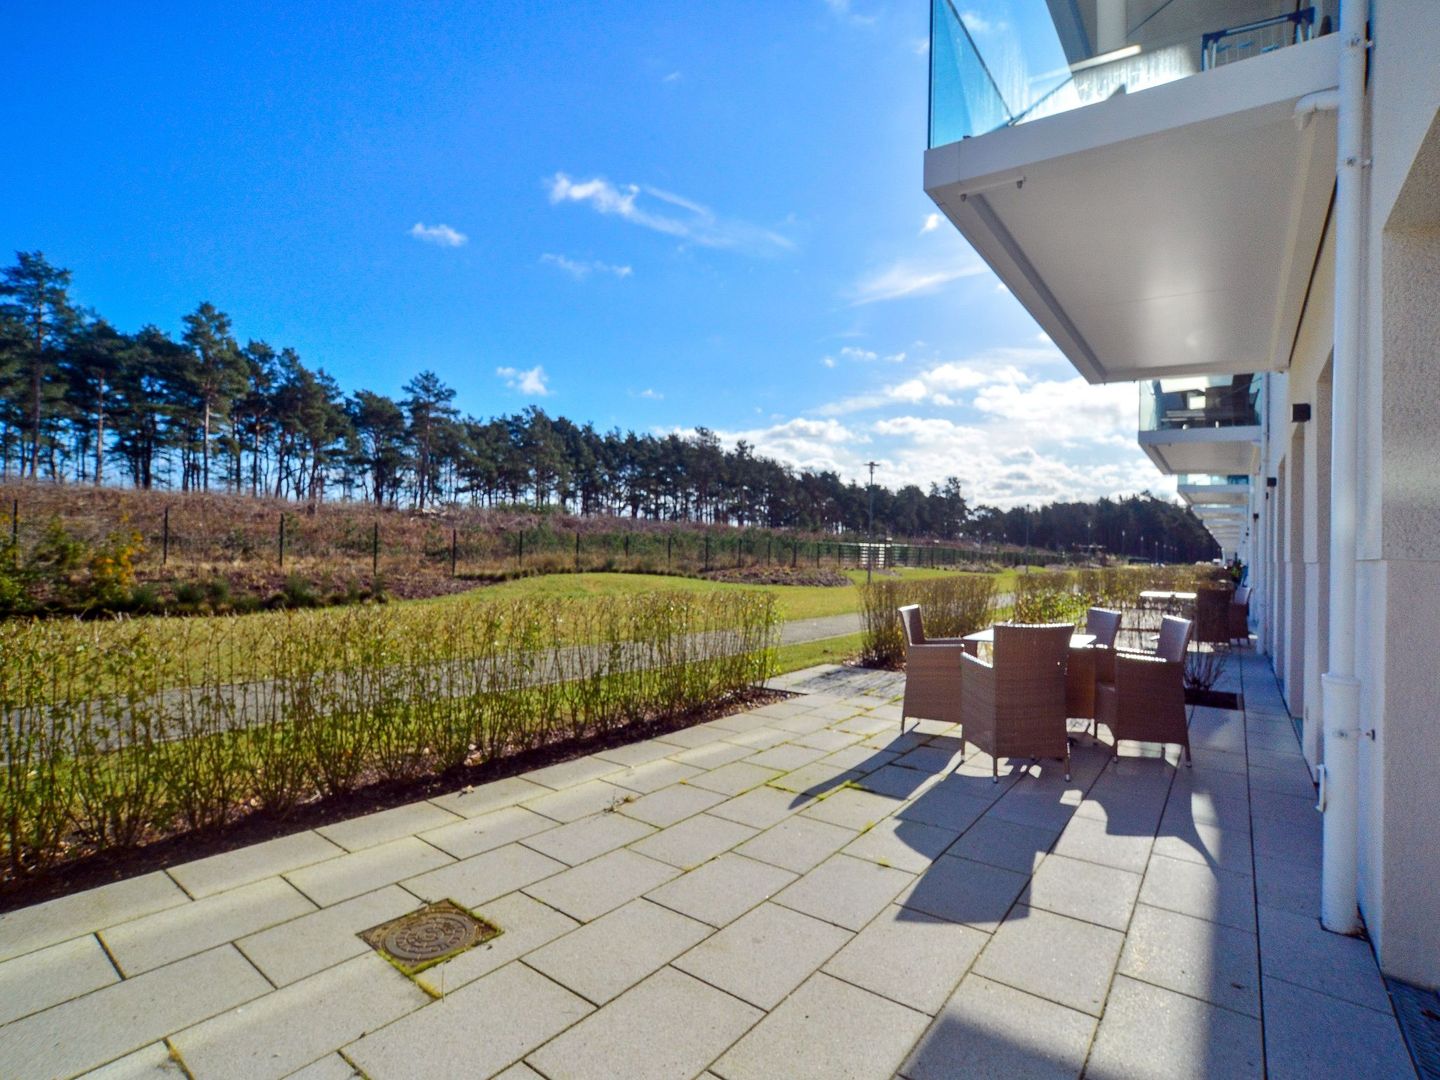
[0,651,1413,1079]
[778,612,861,644]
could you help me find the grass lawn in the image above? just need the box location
[770,631,866,675]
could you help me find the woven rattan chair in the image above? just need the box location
[1194,587,1231,647]
[898,605,969,733]
[1095,615,1193,765]
[960,622,1075,781]
[1074,607,1121,734]
[1228,586,1250,645]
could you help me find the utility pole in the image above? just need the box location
[865,461,879,584]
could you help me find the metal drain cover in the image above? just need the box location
[361,900,498,975]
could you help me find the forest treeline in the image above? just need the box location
[0,251,1217,560]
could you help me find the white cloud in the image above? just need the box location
[913,37,931,56]
[847,256,989,304]
[920,213,942,234]
[710,417,869,476]
[824,0,877,24]
[821,355,837,368]
[496,365,551,397]
[546,173,794,257]
[636,388,663,400]
[540,253,633,280]
[814,354,1032,416]
[408,222,467,247]
[663,71,682,83]
[840,346,878,362]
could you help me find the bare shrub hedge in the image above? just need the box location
[859,575,999,667]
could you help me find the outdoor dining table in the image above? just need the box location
[960,626,1101,723]
[960,627,1097,654]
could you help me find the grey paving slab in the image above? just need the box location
[343,961,591,1080]
[713,972,930,1080]
[674,901,851,1010]
[0,933,118,1027]
[1118,903,1260,1017]
[1260,976,1416,1080]
[802,786,905,831]
[1019,853,1141,932]
[718,725,792,750]
[841,816,960,874]
[708,784,810,828]
[315,801,462,852]
[605,758,704,795]
[768,710,840,735]
[285,836,453,907]
[518,810,654,865]
[667,740,754,770]
[1084,974,1264,1080]
[773,853,915,932]
[901,975,1097,1080]
[629,812,758,869]
[766,760,862,797]
[654,724,729,749]
[852,762,940,800]
[898,854,1029,932]
[403,842,566,908]
[523,898,711,1005]
[972,904,1124,1016]
[236,884,421,986]
[823,904,987,1015]
[686,760,782,797]
[171,953,425,1080]
[1253,852,1320,917]
[413,890,579,995]
[744,742,831,772]
[522,755,622,790]
[167,831,345,899]
[79,1042,186,1079]
[1050,812,1154,874]
[528,965,762,1080]
[429,775,552,818]
[492,1064,546,1080]
[616,781,729,826]
[644,852,798,928]
[791,727,863,752]
[281,1054,363,1080]
[0,946,269,1080]
[594,737,679,767]
[1252,814,1322,867]
[0,871,188,963]
[948,815,1056,875]
[896,783,994,833]
[522,848,679,922]
[102,876,314,975]
[1257,905,1394,1013]
[417,804,558,859]
[734,814,857,874]
[523,779,633,823]
[1139,852,1256,931]
[822,743,900,773]
[986,787,1083,833]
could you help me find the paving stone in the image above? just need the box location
[896,782,994,833]
[713,972,930,1080]
[721,726,796,752]
[1160,790,1252,837]
[1260,976,1415,1080]
[745,742,831,772]
[645,852,797,927]
[236,884,420,986]
[518,810,654,865]
[282,1054,362,1080]
[841,817,959,874]
[674,901,851,1010]
[523,755,622,790]
[0,933,118,1026]
[735,814,857,874]
[168,831,345,899]
[973,905,1124,1016]
[1073,791,1167,833]
[1252,814,1322,867]
[616,780,729,827]
[655,724,728,749]
[898,855,1029,932]
[492,1065,546,1080]
[791,727,862,752]
[0,871,190,964]
[823,904,986,1015]
[606,758,705,795]
[948,815,1056,875]
[708,784,810,828]
[774,854,915,931]
[1253,852,1320,917]
[417,804,557,859]
[629,812,758,869]
[413,890,578,994]
[835,714,896,738]
[801,786,903,831]
[768,710,842,735]
[822,744,900,773]
[523,779,633,823]
[529,965,762,1080]
[901,975,1096,1080]
[893,744,963,775]
[986,786,1083,833]
[315,801,462,852]
[1085,975,1263,1079]
[1118,903,1260,1017]
[286,836,452,907]
[1051,812,1154,874]
[429,776,552,818]
[524,898,711,1005]
[594,738,679,767]
[1257,905,1394,1012]
[0,946,269,1080]
[686,761,783,797]
[668,740,754,770]
[403,843,566,908]
[766,760,862,797]
[1139,852,1256,930]
[343,961,590,1079]
[102,876,314,975]
[80,1042,187,1079]
[852,763,939,800]
[522,848,679,922]
[1020,853,1141,931]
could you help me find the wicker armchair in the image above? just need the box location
[1095,615,1193,766]
[1194,587,1231,647]
[898,605,969,733]
[960,623,1075,781]
[1228,586,1250,644]
[1070,607,1121,723]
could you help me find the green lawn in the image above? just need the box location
[770,631,866,675]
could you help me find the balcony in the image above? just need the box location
[1138,374,1262,474]
[924,0,1340,384]
[1178,473,1252,507]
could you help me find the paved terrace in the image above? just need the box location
[0,653,1417,1079]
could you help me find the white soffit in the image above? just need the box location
[926,35,1339,385]
[1139,426,1261,475]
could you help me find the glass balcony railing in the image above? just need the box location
[1141,374,1262,433]
[1178,473,1252,486]
[929,0,1335,148]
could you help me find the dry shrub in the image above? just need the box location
[859,575,998,667]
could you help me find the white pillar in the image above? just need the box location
[1096,0,1126,53]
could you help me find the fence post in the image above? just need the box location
[451,527,458,576]
[372,522,379,577]
[278,513,285,569]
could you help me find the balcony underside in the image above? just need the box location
[1140,426,1261,475]
[1179,483,1251,508]
[925,36,1338,385]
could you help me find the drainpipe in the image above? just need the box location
[1319,0,1368,937]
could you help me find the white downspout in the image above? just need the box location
[1320,0,1368,937]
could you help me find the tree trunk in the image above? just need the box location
[201,399,211,490]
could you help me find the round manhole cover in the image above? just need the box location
[382,909,483,962]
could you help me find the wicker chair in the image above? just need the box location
[1228,586,1251,645]
[960,623,1075,781]
[898,605,969,733]
[1194,587,1231,647]
[1074,607,1121,733]
[1095,615,1193,766]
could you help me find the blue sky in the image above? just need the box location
[2,1,1172,507]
